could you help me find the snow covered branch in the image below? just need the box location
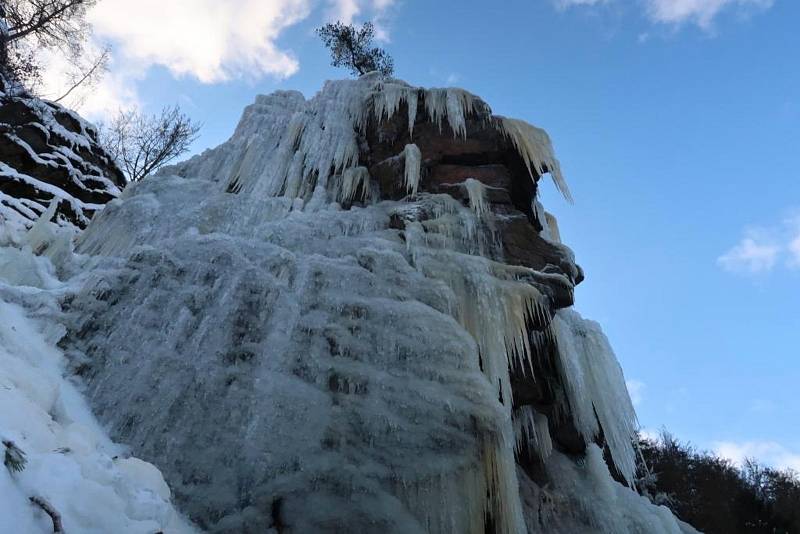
[29,496,65,533]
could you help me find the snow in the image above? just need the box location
[0,217,196,533]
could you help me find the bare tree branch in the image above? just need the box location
[1,1,98,93]
[99,106,201,182]
[52,45,108,103]
[30,495,65,533]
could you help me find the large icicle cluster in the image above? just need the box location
[171,73,569,206]
[0,74,700,533]
[552,310,639,485]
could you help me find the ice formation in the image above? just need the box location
[1,73,700,533]
[0,215,195,533]
[464,178,490,219]
[403,143,421,195]
[495,117,572,203]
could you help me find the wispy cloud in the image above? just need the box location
[325,0,397,41]
[626,379,646,406]
[786,214,800,268]
[717,229,780,274]
[554,0,609,8]
[644,0,774,29]
[718,211,800,275]
[714,440,800,472]
[556,0,775,29]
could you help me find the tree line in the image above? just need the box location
[636,430,800,534]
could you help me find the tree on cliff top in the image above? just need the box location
[316,21,394,77]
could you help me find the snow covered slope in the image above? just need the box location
[0,213,195,533]
[2,74,700,533]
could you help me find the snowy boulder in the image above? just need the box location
[0,76,124,238]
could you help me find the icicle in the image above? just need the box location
[423,88,479,138]
[544,212,561,243]
[481,427,528,534]
[495,116,573,203]
[403,144,421,196]
[513,406,553,461]
[370,81,420,137]
[340,166,371,204]
[464,178,489,219]
[552,310,639,486]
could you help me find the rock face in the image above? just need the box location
[0,76,124,237]
[59,75,697,534]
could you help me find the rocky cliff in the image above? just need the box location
[2,74,700,533]
[0,75,124,240]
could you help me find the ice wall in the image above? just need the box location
[4,74,702,533]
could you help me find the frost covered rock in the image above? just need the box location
[0,75,124,239]
[40,74,701,533]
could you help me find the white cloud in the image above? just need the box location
[328,0,362,24]
[90,0,312,84]
[788,234,800,268]
[555,0,608,7]
[718,211,800,275]
[644,0,774,29]
[326,0,397,42]
[36,40,140,121]
[556,0,775,29]
[42,0,400,121]
[626,379,645,406]
[714,440,800,472]
[717,229,780,274]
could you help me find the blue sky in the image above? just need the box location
[62,0,800,470]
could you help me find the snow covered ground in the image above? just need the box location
[0,214,195,534]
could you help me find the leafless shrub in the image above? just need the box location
[99,105,201,182]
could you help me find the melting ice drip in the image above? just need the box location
[64,75,691,533]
